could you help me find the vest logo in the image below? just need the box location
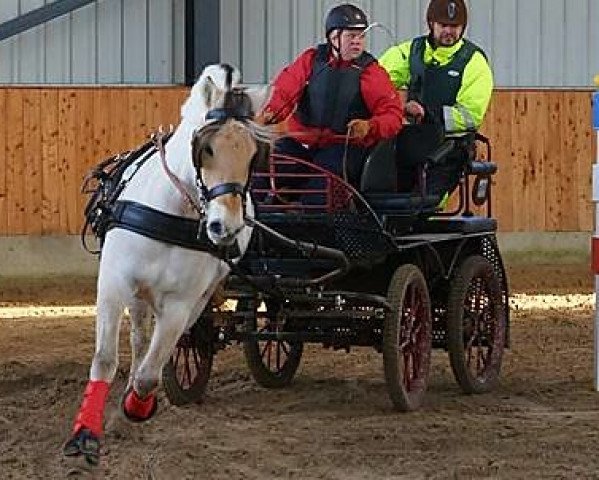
[448,70,460,77]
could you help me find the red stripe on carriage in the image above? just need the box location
[592,237,599,274]
[72,380,110,437]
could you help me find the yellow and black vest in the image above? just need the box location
[408,36,485,124]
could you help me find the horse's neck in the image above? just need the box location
[119,121,199,217]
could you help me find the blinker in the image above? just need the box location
[205,88,254,122]
[205,108,253,122]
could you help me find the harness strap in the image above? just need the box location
[154,131,205,215]
[205,182,246,201]
[109,200,241,258]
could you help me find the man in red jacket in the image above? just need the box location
[257,3,403,191]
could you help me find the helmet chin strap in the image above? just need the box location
[327,30,345,65]
[327,30,342,58]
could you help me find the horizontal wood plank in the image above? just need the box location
[0,87,594,235]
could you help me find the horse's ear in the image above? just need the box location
[202,76,225,109]
[246,85,273,116]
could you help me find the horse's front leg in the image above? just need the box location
[63,282,125,469]
[122,300,190,422]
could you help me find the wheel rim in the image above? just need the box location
[399,280,430,393]
[171,333,210,391]
[462,275,500,380]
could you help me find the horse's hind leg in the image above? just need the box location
[63,281,125,468]
[127,298,152,391]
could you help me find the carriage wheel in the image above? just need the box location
[162,319,214,405]
[383,264,432,411]
[239,298,303,388]
[447,255,506,394]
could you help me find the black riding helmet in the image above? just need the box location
[325,3,368,38]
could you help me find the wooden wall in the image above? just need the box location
[0,87,595,235]
[480,90,595,232]
[0,87,188,235]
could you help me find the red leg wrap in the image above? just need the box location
[124,389,156,420]
[72,380,110,437]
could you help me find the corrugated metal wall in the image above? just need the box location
[0,0,185,84]
[0,0,597,86]
[221,0,599,88]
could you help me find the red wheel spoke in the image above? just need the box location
[193,347,201,373]
[262,341,272,368]
[184,347,193,388]
[173,347,182,372]
[276,341,282,371]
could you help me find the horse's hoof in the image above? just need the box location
[63,428,100,469]
[122,388,158,422]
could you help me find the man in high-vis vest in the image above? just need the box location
[257,3,403,190]
[379,0,493,199]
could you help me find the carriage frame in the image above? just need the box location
[163,128,510,411]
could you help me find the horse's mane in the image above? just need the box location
[180,64,242,125]
[182,63,274,156]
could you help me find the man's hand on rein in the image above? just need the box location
[254,109,289,136]
[254,109,276,125]
[404,100,425,123]
[347,119,371,139]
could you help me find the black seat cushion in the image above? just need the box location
[417,216,497,234]
[363,192,440,213]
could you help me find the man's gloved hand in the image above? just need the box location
[404,100,425,123]
[347,119,371,139]
[254,109,289,136]
[254,109,276,125]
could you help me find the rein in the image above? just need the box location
[153,130,205,216]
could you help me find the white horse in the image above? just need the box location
[64,64,271,468]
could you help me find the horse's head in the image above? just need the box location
[190,65,271,246]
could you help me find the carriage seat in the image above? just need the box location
[359,137,441,214]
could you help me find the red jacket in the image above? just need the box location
[264,47,403,148]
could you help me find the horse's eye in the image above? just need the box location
[204,145,214,157]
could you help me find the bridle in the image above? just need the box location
[193,103,255,206]
[155,87,263,223]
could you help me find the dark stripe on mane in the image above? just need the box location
[220,63,234,91]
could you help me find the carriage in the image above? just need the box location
[66,64,509,469]
[161,125,509,412]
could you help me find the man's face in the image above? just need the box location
[330,28,366,60]
[431,22,464,47]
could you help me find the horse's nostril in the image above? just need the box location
[207,220,224,236]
